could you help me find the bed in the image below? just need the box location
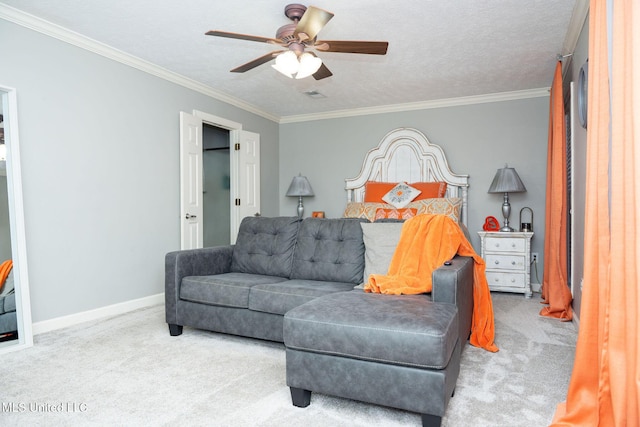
[344,128,470,226]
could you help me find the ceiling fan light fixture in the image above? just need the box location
[295,53,322,79]
[272,51,298,78]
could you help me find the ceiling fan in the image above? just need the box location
[205,3,389,80]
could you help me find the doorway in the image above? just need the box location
[180,110,261,249]
[202,124,230,247]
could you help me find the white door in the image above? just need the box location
[230,130,261,243]
[180,112,261,247]
[179,112,203,249]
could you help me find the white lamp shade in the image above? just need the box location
[295,53,322,79]
[272,51,298,78]
[272,51,322,80]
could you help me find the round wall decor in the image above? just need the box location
[578,59,588,129]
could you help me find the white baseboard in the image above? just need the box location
[531,282,542,293]
[32,293,165,335]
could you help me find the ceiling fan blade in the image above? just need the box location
[206,30,282,45]
[313,63,333,80]
[315,40,389,55]
[230,51,283,73]
[294,6,334,40]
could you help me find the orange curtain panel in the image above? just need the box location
[551,0,639,425]
[540,62,573,321]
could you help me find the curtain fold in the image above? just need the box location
[551,0,639,425]
[540,62,573,321]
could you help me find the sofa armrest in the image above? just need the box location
[165,245,234,325]
[431,255,474,343]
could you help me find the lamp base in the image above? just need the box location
[500,192,513,232]
[297,196,304,219]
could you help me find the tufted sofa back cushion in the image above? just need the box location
[290,218,367,284]
[231,216,301,278]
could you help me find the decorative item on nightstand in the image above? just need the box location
[519,207,533,232]
[487,165,527,232]
[286,174,314,218]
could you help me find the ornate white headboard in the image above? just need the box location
[345,128,470,226]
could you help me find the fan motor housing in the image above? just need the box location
[276,23,298,42]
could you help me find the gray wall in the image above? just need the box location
[279,97,550,279]
[564,14,589,319]
[0,19,279,322]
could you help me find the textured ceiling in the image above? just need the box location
[1,0,579,120]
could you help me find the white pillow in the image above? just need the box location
[381,182,421,208]
[357,222,404,288]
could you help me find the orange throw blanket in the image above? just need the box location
[365,214,498,352]
[0,260,13,293]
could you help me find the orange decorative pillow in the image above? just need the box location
[411,182,448,200]
[364,182,396,203]
[374,208,417,220]
[364,181,447,202]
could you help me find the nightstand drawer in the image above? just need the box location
[486,272,526,288]
[485,254,526,270]
[484,237,525,252]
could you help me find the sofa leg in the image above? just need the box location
[421,414,442,427]
[168,324,183,336]
[290,387,311,408]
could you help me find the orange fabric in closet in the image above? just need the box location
[0,260,12,291]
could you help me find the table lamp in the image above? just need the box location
[286,174,314,218]
[487,165,527,232]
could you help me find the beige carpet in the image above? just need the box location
[0,292,576,426]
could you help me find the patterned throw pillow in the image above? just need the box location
[374,208,417,220]
[381,182,421,208]
[343,202,394,222]
[343,199,462,223]
[406,197,462,223]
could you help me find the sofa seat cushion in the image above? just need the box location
[290,218,367,284]
[249,281,355,316]
[284,291,458,369]
[231,216,300,278]
[181,273,287,308]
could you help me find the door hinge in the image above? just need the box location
[234,143,240,151]
[235,198,241,206]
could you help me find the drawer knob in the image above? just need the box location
[495,260,500,265]
[511,278,516,283]
[494,278,499,282]
[511,261,516,265]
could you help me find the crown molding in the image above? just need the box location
[558,0,589,76]
[278,88,550,124]
[0,4,280,123]
[0,4,555,127]
[563,0,589,55]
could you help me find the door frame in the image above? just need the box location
[192,110,243,244]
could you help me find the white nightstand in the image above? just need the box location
[478,231,534,298]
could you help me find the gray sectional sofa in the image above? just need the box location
[165,215,474,426]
